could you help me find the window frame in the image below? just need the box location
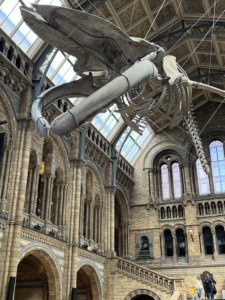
[194,138,225,197]
[156,153,183,202]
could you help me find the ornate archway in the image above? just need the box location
[77,264,102,300]
[15,248,62,300]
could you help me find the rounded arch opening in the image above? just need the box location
[15,250,61,300]
[125,289,160,300]
[77,265,102,300]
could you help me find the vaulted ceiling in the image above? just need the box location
[67,0,225,110]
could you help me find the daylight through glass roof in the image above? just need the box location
[0,0,153,164]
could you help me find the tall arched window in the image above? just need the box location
[172,162,182,199]
[215,225,225,254]
[164,229,173,257]
[202,226,214,255]
[159,156,183,201]
[176,228,186,257]
[209,141,225,193]
[161,164,170,200]
[196,159,210,195]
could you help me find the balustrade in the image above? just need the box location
[116,257,176,293]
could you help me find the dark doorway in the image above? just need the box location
[132,295,154,300]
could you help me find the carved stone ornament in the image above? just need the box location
[146,197,159,210]
[183,192,195,206]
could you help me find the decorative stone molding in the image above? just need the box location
[78,247,105,264]
[146,197,159,210]
[22,227,67,251]
[144,142,187,169]
[0,54,29,96]
[85,139,109,169]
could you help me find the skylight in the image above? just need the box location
[0,0,64,57]
[92,104,124,141]
[116,125,153,163]
[0,0,154,165]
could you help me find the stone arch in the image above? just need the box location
[212,220,225,231]
[124,289,160,300]
[160,225,174,234]
[17,245,62,300]
[174,224,186,234]
[143,142,187,169]
[199,221,213,232]
[84,160,105,196]
[50,134,70,177]
[77,263,103,300]
[81,161,105,243]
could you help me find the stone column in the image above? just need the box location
[173,233,178,262]
[47,176,54,220]
[212,229,219,259]
[24,168,32,212]
[30,168,39,214]
[168,166,174,199]
[199,231,205,258]
[1,149,12,202]
[148,168,155,199]
[89,201,94,241]
[104,186,116,256]
[182,164,192,196]
[0,119,32,299]
[160,232,165,262]
[58,183,64,225]
[63,158,83,299]
[54,183,60,225]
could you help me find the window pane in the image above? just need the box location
[172,162,182,199]
[161,164,170,200]
[210,140,225,193]
[196,159,210,195]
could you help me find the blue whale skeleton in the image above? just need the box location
[21,5,225,173]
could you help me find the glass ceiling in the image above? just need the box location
[0,0,153,164]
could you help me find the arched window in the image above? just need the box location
[218,201,223,214]
[160,207,165,219]
[198,203,204,216]
[172,163,182,199]
[159,155,183,201]
[205,203,210,215]
[166,207,171,219]
[202,226,214,255]
[178,205,184,218]
[176,228,186,257]
[172,206,177,218]
[196,159,210,195]
[211,202,216,214]
[164,229,173,257]
[161,164,170,200]
[215,225,225,254]
[209,141,225,194]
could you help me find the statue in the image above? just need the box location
[21,5,225,173]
